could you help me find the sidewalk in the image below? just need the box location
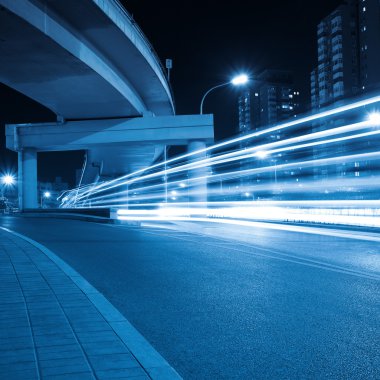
[0,227,181,380]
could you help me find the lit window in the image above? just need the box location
[363,6,366,11]
[255,93,259,97]
[355,172,360,177]
[289,94,293,98]
[363,26,367,31]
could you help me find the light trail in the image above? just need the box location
[71,172,380,208]
[72,120,378,204]
[73,120,364,200]
[70,148,380,208]
[116,214,380,235]
[71,95,380,199]
[60,94,380,230]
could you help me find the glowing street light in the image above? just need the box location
[200,73,249,114]
[1,174,15,186]
[1,174,15,199]
[41,191,51,209]
[231,74,249,85]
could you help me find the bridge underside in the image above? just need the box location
[0,0,174,118]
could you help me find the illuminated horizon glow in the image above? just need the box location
[71,94,380,199]
[72,119,375,203]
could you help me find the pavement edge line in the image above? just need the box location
[0,226,182,380]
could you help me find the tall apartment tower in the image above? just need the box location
[311,0,380,110]
[359,0,380,92]
[237,70,300,191]
[238,70,300,139]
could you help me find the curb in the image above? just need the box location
[0,226,182,380]
[16,212,114,224]
[15,212,142,226]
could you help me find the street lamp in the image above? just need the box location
[1,174,15,186]
[41,191,51,208]
[1,174,15,198]
[200,73,249,114]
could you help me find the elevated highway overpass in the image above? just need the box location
[0,0,213,208]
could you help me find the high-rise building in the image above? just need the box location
[238,70,300,139]
[311,0,380,111]
[310,0,380,183]
[359,0,380,92]
[237,70,300,194]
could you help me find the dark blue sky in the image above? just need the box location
[0,0,342,184]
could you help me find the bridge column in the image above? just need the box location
[188,140,208,205]
[18,149,38,210]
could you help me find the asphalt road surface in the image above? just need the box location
[1,216,379,379]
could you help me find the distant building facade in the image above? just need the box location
[238,70,300,142]
[310,0,380,184]
[237,70,301,196]
[311,0,380,110]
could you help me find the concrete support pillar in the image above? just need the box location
[18,149,38,210]
[188,140,208,205]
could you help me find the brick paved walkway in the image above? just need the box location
[0,228,180,379]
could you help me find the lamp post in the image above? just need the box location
[41,191,51,208]
[200,74,249,115]
[1,174,15,198]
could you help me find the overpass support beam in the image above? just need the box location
[188,140,208,205]
[6,115,214,151]
[18,149,38,210]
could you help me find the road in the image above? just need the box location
[1,215,379,379]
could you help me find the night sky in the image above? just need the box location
[0,0,342,184]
